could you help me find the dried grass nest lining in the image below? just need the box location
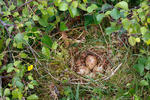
[71,48,115,79]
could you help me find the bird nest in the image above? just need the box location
[69,46,123,84]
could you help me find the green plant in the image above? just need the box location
[0,61,38,100]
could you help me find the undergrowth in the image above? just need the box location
[0,0,150,100]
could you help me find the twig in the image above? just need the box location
[104,63,122,80]
[12,0,35,13]
[0,19,13,34]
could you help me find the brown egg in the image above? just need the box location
[93,65,104,73]
[77,66,90,75]
[85,55,97,70]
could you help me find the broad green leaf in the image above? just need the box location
[13,12,19,17]
[17,0,23,6]
[16,81,24,89]
[115,1,128,10]
[66,0,72,2]
[94,13,105,24]
[140,27,147,34]
[14,33,24,43]
[19,52,28,58]
[60,22,68,31]
[6,38,11,46]
[25,21,32,28]
[7,63,14,73]
[28,83,34,89]
[38,17,48,27]
[8,26,14,33]
[12,89,22,99]
[102,3,112,11]
[14,60,21,67]
[128,36,136,46]
[78,3,87,11]
[22,7,29,17]
[122,18,130,30]
[87,4,98,13]
[47,7,55,16]
[27,94,39,100]
[40,0,47,7]
[71,1,78,8]
[147,18,150,23]
[69,7,78,18]
[105,26,119,35]
[10,4,16,10]
[4,88,10,96]
[6,97,10,100]
[110,8,120,20]
[42,46,50,57]
[54,0,61,6]
[135,38,140,43]
[133,64,144,75]
[52,41,58,50]
[28,75,33,80]
[41,35,53,48]
[33,15,39,21]
[59,2,68,11]
[140,80,149,86]
[83,0,87,3]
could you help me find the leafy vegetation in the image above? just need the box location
[0,0,150,99]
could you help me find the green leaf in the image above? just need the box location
[38,18,48,27]
[14,33,24,43]
[8,26,14,33]
[69,7,78,18]
[128,36,136,46]
[140,27,147,34]
[110,8,120,20]
[87,4,98,13]
[52,41,58,50]
[14,60,21,67]
[12,89,22,99]
[60,22,68,31]
[33,15,39,21]
[78,3,87,11]
[59,2,68,11]
[47,7,55,16]
[10,4,16,10]
[54,0,61,6]
[16,81,24,89]
[145,57,150,70]
[102,3,112,11]
[94,13,105,24]
[22,7,29,17]
[42,46,50,57]
[19,52,28,58]
[66,0,72,2]
[115,1,128,10]
[84,15,94,27]
[4,88,10,96]
[28,83,34,89]
[41,35,53,48]
[71,1,78,8]
[140,80,149,86]
[6,38,11,46]
[17,0,23,6]
[27,94,39,100]
[7,63,14,73]
[133,64,144,75]
[105,26,119,35]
